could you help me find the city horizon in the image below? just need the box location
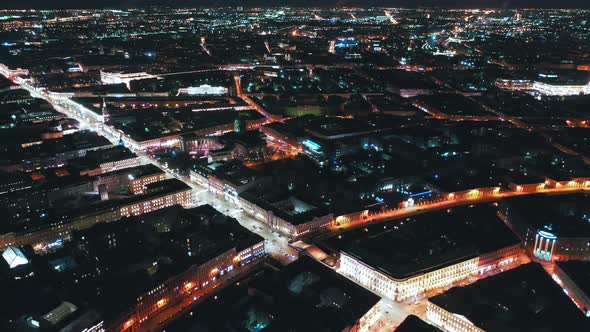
[3,0,590,10]
[1,4,589,332]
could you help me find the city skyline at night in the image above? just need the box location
[4,1,590,9]
[0,3,589,332]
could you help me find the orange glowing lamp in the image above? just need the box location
[124,318,135,329]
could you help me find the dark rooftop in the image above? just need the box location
[396,315,442,332]
[69,204,263,322]
[241,190,332,226]
[68,145,136,172]
[504,194,590,238]
[0,130,112,167]
[7,178,191,235]
[557,261,590,305]
[430,263,590,332]
[324,204,520,279]
[163,256,379,332]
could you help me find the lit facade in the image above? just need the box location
[525,229,590,262]
[338,244,521,302]
[177,85,228,96]
[495,79,533,91]
[502,184,590,262]
[91,166,166,194]
[427,301,484,332]
[134,116,267,150]
[114,241,265,332]
[351,302,381,332]
[99,156,141,174]
[532,81,590,97]
[191,166,329,239]
[239,195,333,239]
[189,168,210,188]
[532,230,557,261]
[96,174,122,194]
[179,135,223,154]
[118,189,192,217]
[545,178,590,190]
[259,125,302,154]
[0,186,193,250]
[100,71,157,89]
[129,173,168,195]
[0,63,29,79]
[550,263,590,317]
[136,135,180,150]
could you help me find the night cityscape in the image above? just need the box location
[0,3,589,332]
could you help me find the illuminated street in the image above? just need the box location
[10,78,299,267]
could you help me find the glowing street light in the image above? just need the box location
[124,318,135,329]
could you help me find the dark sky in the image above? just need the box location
[4,0,590,9]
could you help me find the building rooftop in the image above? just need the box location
[241,189,332,227]
[504,194,590,238]
[416,93,495,118]
[396,315,442,332]
[206,160,262,189]
[163,256,379,332]
[556,261,590,304]
[220,130,267,149]
[535,70,590,86]
[367,69,439,90]
[68,145,136,172]
[430,263,590,332]
[1,130,112,167]
[324,204,519,280]
[109,108,262,142]
[5,178,190,235]
[304,116,384,140]
[110,163,164,180]
[68,204,263,322]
